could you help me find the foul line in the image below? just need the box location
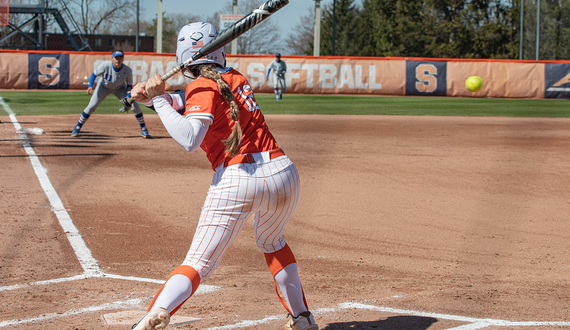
[0,97,219,325]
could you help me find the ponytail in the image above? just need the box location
[198,64,242,157]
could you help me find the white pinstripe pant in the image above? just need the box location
[182,151,300,281]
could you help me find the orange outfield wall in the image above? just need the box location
[1,49,569,99]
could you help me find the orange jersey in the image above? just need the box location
[184,68,278,169]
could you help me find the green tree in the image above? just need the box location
[354,0,430,57]
[319,0,359,56]
[531,0,570,60]
[355,0,520,59]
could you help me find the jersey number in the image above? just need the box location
[236,84,260,112]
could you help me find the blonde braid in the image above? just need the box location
[200,64,242,157]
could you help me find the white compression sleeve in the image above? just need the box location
[152,95,209,152]
[169,92,184,110]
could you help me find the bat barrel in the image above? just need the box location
[191,0,289,62]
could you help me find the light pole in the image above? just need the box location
[136,0,139,52]
[519,0,523,60]
[535,0,540,60]
[231,0,238,54]
[314,0,321,57]
[331,0,336,56]
[157,0,163,53]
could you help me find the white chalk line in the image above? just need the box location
[0,97,219,326]
[0,298,143,327]
[3,98,569,330]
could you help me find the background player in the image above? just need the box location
[266,53,287,100]
[71,50,150,138]
[129,22,318,330]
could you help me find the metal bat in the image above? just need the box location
[121,0,289,107]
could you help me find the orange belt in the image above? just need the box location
[224,148,285,167]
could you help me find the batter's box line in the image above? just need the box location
[0,298,143,328]
[0,271,220,295]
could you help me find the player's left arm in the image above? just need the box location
[145,74,209,152]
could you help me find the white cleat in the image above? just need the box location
[285,312,319,330]
[131,308,170,330]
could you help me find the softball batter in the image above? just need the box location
[71,50,150,138]
[129,22,318,330]
[267,53,287,100]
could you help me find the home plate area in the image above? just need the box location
[102,310,201,327]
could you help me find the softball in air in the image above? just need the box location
[465,76,483,92]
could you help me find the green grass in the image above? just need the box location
[0,91,568,117]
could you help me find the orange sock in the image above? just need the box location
[264,244,308,315]
[147,265,201,315]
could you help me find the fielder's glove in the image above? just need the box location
[119,96,132,113]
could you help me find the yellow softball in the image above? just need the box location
[465,76,483,92]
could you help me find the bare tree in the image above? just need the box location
[145,12,200,53]
[214,0,283,55]
[284,5,314,55]
[68,0,134,34]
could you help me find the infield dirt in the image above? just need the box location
[1,114,569,329]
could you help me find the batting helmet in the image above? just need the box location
[176,22,226,69]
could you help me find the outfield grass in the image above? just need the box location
[0,90,567,117]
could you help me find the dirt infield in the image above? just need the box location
[1,113,570,330]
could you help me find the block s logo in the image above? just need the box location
[28,54,70,89]
[38,57,60,86]
[415,64,437,93]
[406,60,447,97]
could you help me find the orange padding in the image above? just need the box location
[264,244,296,277]
[147,265,201,315]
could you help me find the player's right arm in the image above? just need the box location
[87,62,107,95]
[266,60,274,79]
[86,73,96,95]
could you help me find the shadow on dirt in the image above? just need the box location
[321,315,438,330]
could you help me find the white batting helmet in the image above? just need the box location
[176,22,226,68]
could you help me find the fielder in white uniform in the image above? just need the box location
[266,53,287,100]
[71,50,150,138]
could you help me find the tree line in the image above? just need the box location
[3,0,567,60]
[292,0,569,60]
